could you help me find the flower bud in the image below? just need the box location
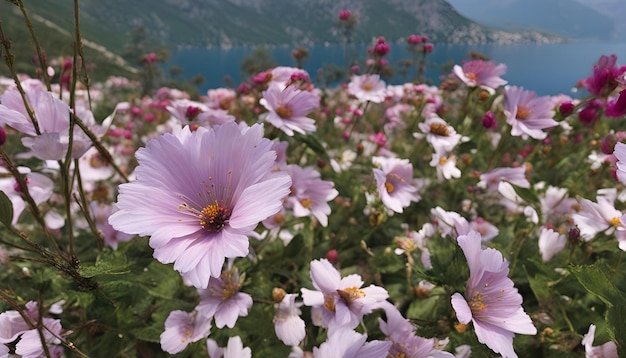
[0,127,5,146]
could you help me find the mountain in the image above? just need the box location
[0,0,564,80]
[4,0,564,50]
[447,0,616,40]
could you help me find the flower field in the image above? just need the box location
[0,3,625,358]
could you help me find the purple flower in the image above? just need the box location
[378,302,454,358]
[372,156,421,213]
[195,267,253,328]
[504,86,557,140]
[582,324,618,358]
[260,84,320,136]
[477,166,530,193]
[453,60,507,93]
[313,329,392,358]
[301,259,388,333]
[109,123,292,288]
[450,231,536,357]
[160,310,211,354]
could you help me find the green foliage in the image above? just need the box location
[0,191,13,227]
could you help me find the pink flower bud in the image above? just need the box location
[338,10,351,21]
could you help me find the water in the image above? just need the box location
[168,41,626,97]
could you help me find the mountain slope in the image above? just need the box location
[17,0,563,49]
[447,0,615,40]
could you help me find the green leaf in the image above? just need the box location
[80,250,130,277]
[570,264,626,354]
[506,181,540,205]
[294,132,329,162]
[0,190,14,227]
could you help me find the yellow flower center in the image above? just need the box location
[439,156,448,165]
[300,198,312,208]
[610,217,622,227]
[516,106,531,120]
[469,292,487,314]
[199,203,230,233]
[276,105,292,118]
[222,280,240,300]
[361,83,373,91]
[429,122,450,136]
[181,329,191,343]
[337,286,366,306]
[465,72,477,82]
[385,182,395,193]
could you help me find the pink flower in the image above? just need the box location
[313,329,392,358]
[418,115,463,154]
[0,80,102,160]
[585,54,626,97]
[372,156,421,213]
[347,74,386,103]
[260,84,320,136]
[451,231,536,357]
[582,324,618,358]
[0,168,54,226]
[538,227,567,262]
[338,9,351,21]
[160,310,211,354]
[573,194,626,250]
[504,86,557,140]
[453,60,508,93]
[606,89,626,118]
[109,123,292,288]
[284,164,338,227]
[477,166,530,192]
[301,259,388,333]
[613,142,626,184]
[195,267,253,328]
[207,336,251,358]
[274,293,306,346]
[379,302,454,357]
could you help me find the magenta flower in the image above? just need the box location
[606,89,626,118]
[453,60,507,93]
[450,231,536,357]
[301,259,388,333]
[195,267,253,328]
[260,84,320,136]
[585,54,626,97]
[504,86,558,140]
[372,156,421,213]
[160,310,211,354]
[109,123,292,288]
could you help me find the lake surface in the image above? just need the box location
[168,41,626,97]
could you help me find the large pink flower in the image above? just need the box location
[504,86,557,140]
[109,123,292,288]
[451,231,536,358]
